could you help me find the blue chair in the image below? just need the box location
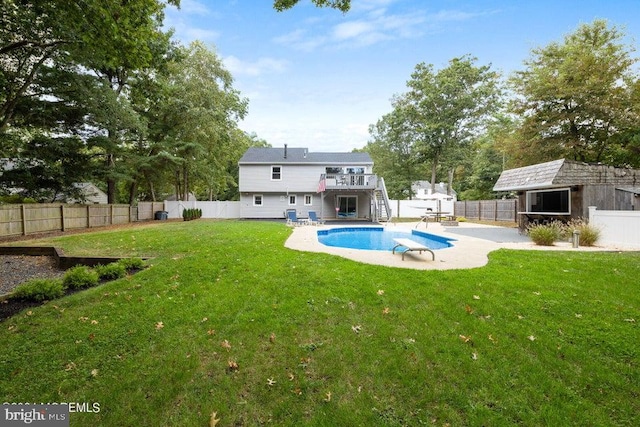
[286,210,304,227]
[307,211,324,226]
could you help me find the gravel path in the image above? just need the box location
[0,256,65,296]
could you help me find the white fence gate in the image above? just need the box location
[163,201,240,219]
[588,206,640,248]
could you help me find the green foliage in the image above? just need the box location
[567,218,601,247]
[526,221,565,246]
[273,0,351,12]
[95,262,127,280]
[62,266,99,290]
[117,257,145,271]
[368,55,502,198]
[182,208,202,221]
[508,20,640,167]
[11,279,65,302]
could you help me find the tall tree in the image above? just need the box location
[366,98,426,199]
[403,56,502,194]
[132,42,247,202]
[509,19,640,166]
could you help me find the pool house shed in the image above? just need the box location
[493,159,640,229]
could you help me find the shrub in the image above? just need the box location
[182,208,203,220]
[456,216,468,222]
[95,262,127,280]
[567,218,600,247]
[12,279,65,302]
[117,257,145,271]
[63,266,99,290]
[527,221,564,246]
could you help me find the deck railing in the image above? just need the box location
[321,174,378,190]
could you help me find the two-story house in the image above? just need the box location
[238,145,391,221]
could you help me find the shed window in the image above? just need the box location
[526,188,570,214]
[288,195,297,206]
[253,194,263,206]
[271,166,281,180]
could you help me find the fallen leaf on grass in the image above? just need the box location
[26,311,33,316]
[270,333,276,343]
[351,325,362,334]
[465,304,474,314]
[377,290,385,295]
[207,329,215,336]
[488,334,497,344]
[382,307,390,315]
[575,313,583,318]
[472,352,478,360]
[209,411,220,427]
[528,335,536,341]
[221,340,231,350]
[91,320,98,325]
[288,373,295,381]
[267,378,276,387]
[473,295,480,300]
[623,318,636,323]
[155,321,164,330]
[91,369,99,377]
[459,335,472,343]
[64,362,76,371]
[227,360,239,372]
[324,391,332,402]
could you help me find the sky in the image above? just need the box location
[164,0,640,153]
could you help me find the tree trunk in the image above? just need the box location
[128,179,137,205]
[182,166,189,201]
[430,155,439,194]
[447,168,454,196]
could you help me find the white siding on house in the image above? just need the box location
[240,164,327,193]
[240,193,325,218]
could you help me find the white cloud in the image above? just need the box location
[224,56,289,76]
[275,4,490,51]
[164,0,220,44]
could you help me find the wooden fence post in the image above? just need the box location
[21,204,27,236]
[87,205,91,228]
[61,204,65,232]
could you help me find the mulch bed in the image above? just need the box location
[0,255,66,321]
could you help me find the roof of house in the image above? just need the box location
[412,180,457,196]
[494,158,640,192]
[238,147,373,165]
[493,159,566,191]
[617,186,640,194]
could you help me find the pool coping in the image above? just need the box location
[284,221,628,270]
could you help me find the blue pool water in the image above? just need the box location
[317,227,455,251]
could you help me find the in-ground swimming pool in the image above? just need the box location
[317,227,455,251]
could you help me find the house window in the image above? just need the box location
[526,188,570,214]
[304,195,313,206]
[271,166,281,180]
[253,194,263,206]
[289,195,297,205]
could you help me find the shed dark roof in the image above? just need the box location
[493,159,566,191]
[493,159,640,191]
[238,147,372,165]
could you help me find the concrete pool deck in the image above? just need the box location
[284,221,629,270]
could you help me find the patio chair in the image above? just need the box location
[307,211,325,226]
[286,210,304,227]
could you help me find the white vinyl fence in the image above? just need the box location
[588,206,640,248]
[163,201,240,219]
[389,199,455,218]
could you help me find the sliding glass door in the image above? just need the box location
[337,196,357,218]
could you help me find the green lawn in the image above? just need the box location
[1,220,638,426]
